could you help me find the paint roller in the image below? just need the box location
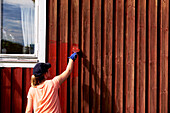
[71,45,80,59]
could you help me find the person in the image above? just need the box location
[25,52,78,113]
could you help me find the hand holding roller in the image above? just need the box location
[68,46,80,61]
[68,52,77,61]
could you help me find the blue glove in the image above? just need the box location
[68,52,77,61]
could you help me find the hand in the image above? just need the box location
[68,52,77,61]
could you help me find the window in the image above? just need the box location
[0,0,46,67]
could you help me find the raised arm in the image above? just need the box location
[57,53,77,85]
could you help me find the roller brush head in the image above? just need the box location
[72,46,80,53]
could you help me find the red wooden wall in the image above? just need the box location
[0,0,170,113]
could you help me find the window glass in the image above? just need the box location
[1,0,35,54]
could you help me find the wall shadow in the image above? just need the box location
[81,52,117,113]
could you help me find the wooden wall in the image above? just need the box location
[0,0,169,113]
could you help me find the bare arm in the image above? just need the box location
[58,59,74,85]
[25,98,33,113]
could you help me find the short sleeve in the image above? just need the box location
[52,76,60,89]
[27,87,33,100]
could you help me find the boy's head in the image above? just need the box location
[33,63,51,77]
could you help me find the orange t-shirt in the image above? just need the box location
[27,76,61,113]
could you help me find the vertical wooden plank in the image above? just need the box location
[12,68,22,113]
[90,0,101,113]
[80,0,90,113]
[46,1,58,111]
[124,0,135,112]
[136,0,146,113]
[23,68,32,112]
[147,0,157,113]
[58,0,68,113]
[101,0,113,112]
[48,0,57,79]
[114,0,124,112]
[0,68,11,113]
[159,0,169,112]
[69,0,79,113]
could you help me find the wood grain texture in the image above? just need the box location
[158,0,169,113]
[124,0,135,112]
[114,0,124,112]
[147,0,157,113]
[136,0,146,113]
[80,0,90,113]
[101,0,113,112]
[90,0,101,113]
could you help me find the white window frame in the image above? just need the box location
[0,0,46,67]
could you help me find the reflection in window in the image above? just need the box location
[1,0,35,54]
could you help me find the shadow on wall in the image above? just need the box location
[81,52,117,112]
